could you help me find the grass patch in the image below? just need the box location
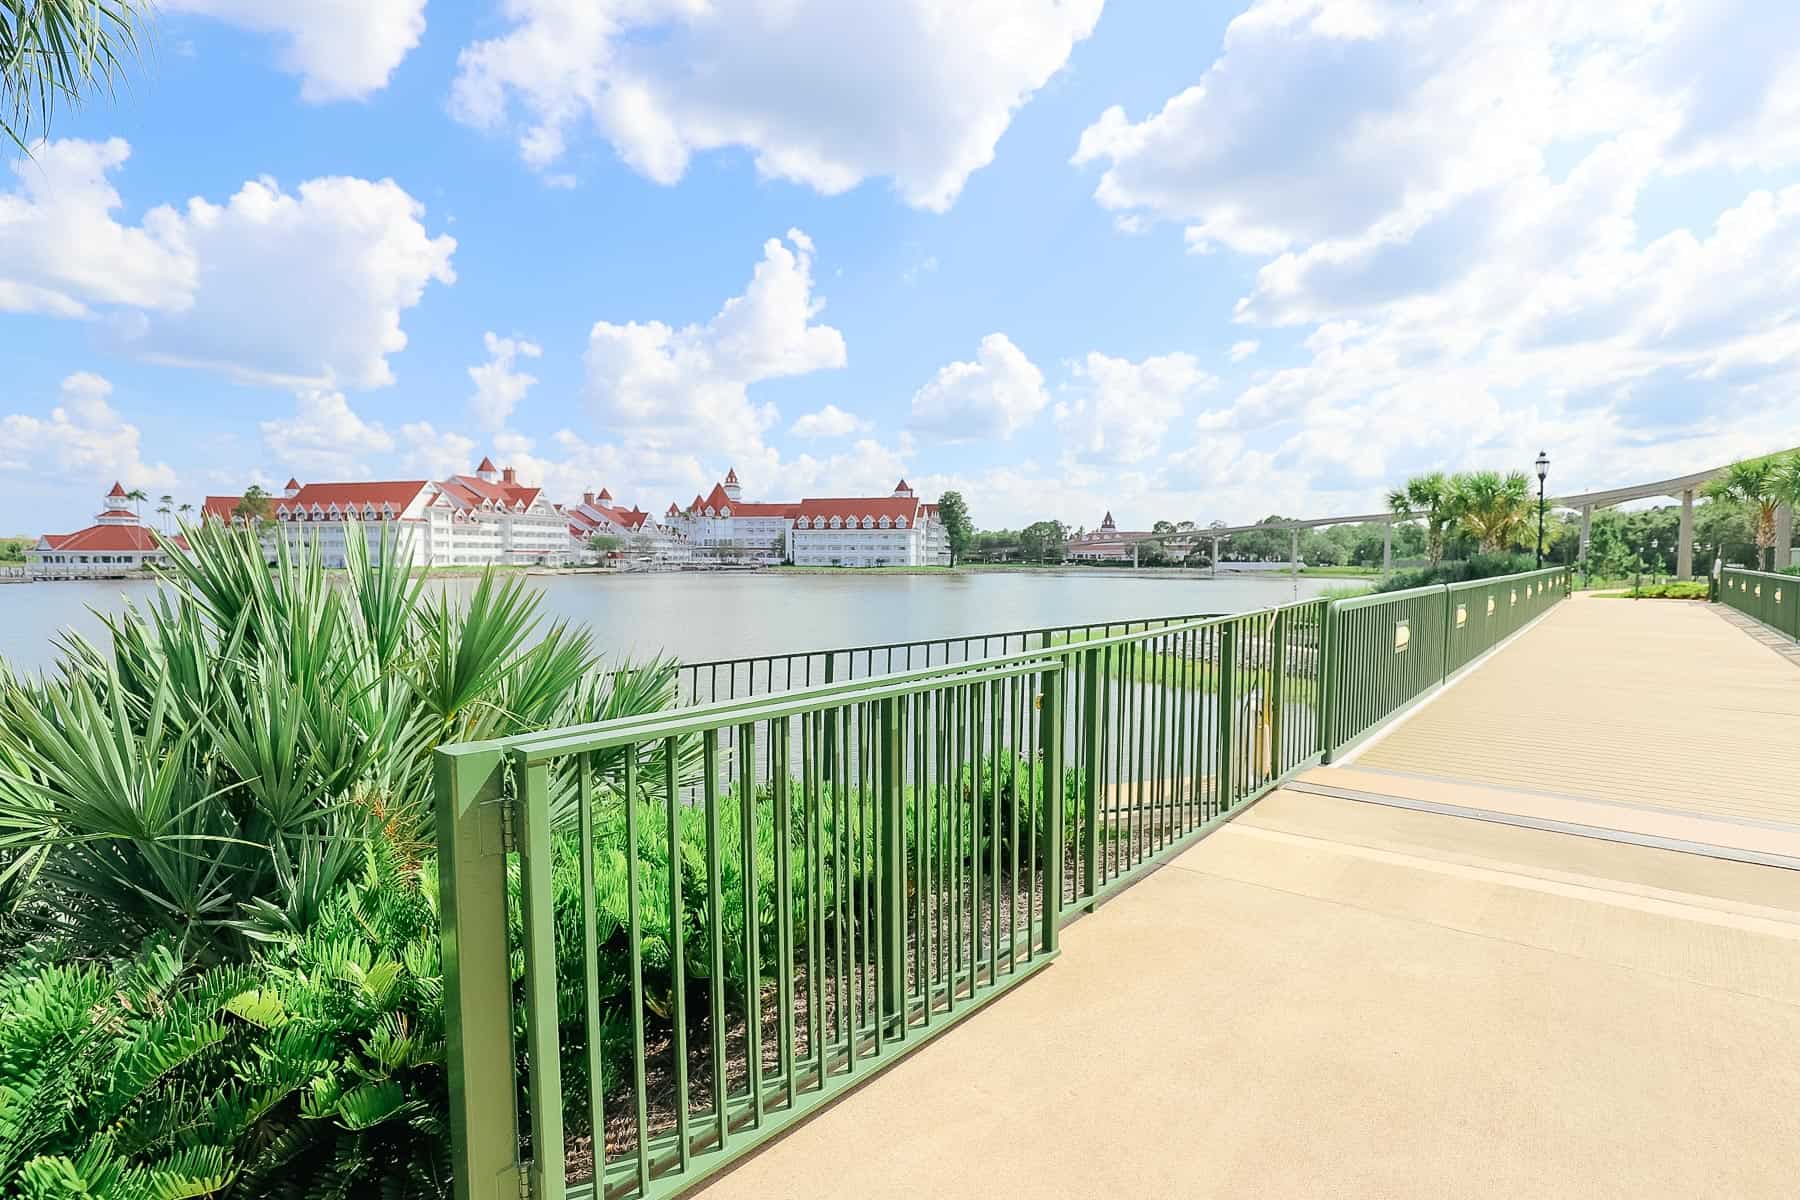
[1593,581,1711,599]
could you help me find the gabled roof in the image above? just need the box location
[724,467,739,484]
[284,478,300,490]
[894,478,910,491]
[277,481,431,515]
[704,483,733,511]
[477,456,497,472]
[440,474,542,510]
[202,496,242,521]
[598,488,613,502]
[107,481,128,498]
[792,497,921,524]
[38,523,185,553]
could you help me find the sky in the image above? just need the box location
[3,0,1800,536]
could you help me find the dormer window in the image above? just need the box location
[364,504,378,520]
[878,516,891,529]
[829,516,842,529]
[312,503,326,519]
[861,516,874,529]
[896,516,908,529]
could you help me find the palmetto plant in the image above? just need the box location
[1449,469,1533,554]
[0,518,690,961]
[1704,453,1795,571]
[1,0,147,152]
[1386,471,1454,567]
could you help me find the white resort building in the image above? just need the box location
[661,471,950,567]
[30,483,187,578]
[204,459,576,568]
[565,489,690,563]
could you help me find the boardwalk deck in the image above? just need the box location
[693,594,1800,1199]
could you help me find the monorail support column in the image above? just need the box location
[1382,520,1393,576]
[1678,489,1695,579]
[1579,504,1594,569]
[1777,504,1795,571]
[1290,528,1299,586]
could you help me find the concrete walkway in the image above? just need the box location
[695,598,1800,1199]
[1341,594,1800,826]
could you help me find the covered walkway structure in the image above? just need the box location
[696,596,1800,1198]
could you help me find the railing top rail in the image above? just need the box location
[453,602,1315,764]
[675,610,1225,672]
[1445,565,1565,593]
[506,655,1065,763]
[1329,581,1443,609]
[1722,566,1793,580]
[1330,566,1568,611]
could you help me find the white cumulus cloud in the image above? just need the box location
[585,230,845,462]
[449,0,1103,209]
[468,331,543,432]
[165,0,427,102]
[0,138,455,391]
[789,403,867,439]
[909,333,1049,442]
[261,390,396,477]
[1055,351,1216,464]
[0,372,177,488]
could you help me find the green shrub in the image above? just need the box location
[1596,581,1711,600]
[1376,552,1537,593]
[0,520,688,962]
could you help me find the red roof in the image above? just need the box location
[107,481,128,498]
[284,478,300,490]
[202,495,241,521]
[40,523,186,553]
[666,502,679,516]
[598,488,613,501]
[793,497,922,524]
[439,474,542,510]
[477,456,497,472]
[729,501,797,517]
[278,481,431,515]
[97,509,138,520]
[703,483,732,510]
[894,478,910,491]
[724,467,739,483]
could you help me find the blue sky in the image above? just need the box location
[4,0,1799,535]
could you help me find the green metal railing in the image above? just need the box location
[1323,566,1570,756]
[671,612,1220,706]
[1719,567,1800,640]
[437,569,1572,1199]
[437,601,1332,1200]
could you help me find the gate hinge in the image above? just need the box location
[499,794,519,854]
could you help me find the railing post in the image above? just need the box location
[1316,603,1337,763]
[435,744,521,1200]
[1217,624,1236,810]
[1268,608,1286,777]
[821,652,837,783]
[512,753,567,1200]
[878,695,906,1025]
[1079,647,1101,902]
[1040,664,1064,954]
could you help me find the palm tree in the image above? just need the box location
[233,484,273,525]
[123,486,147,518]
[1704,455,1786,570]
[1387,472,1454,567]
[1449,470,1533,554]
[155,499,171,532]
[2,1,149,152]
[177,501,193,524]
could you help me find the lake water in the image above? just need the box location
[0,570,1337,674]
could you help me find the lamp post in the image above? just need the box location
[1534,450,1550,569]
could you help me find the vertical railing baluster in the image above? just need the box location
[511,753,567,1200]
[577,754,608,1187]
[738,723,762,1127]
[623,752,651,1195]
[664,738,689,1175]
[772,716,797,1109]
[703,731,727,1152]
